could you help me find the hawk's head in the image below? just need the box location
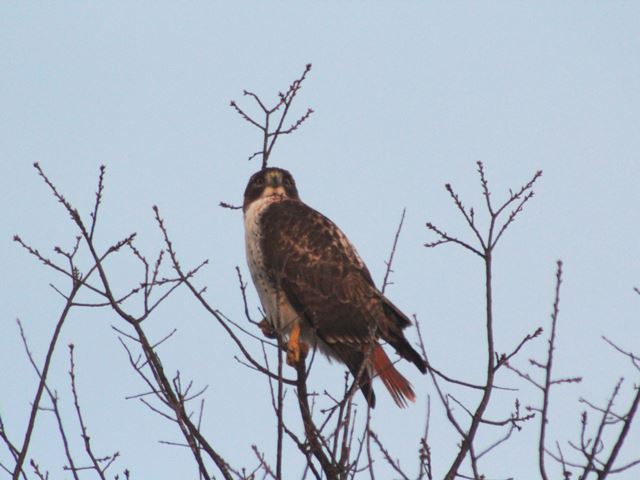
[243,167,300,212]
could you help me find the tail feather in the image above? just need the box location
[372,344,416,408]
[381,299,428,374]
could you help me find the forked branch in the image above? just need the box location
[230,63,314,169]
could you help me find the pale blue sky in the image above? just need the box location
[1,3,639,479]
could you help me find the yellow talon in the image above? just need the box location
[286,323,307,365]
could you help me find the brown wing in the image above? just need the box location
[260,199,384,344]
[260,199,427,407]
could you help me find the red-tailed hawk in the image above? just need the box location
[243,167,426,408]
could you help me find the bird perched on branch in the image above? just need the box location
[243,167,427,408]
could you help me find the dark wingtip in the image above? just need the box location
[394,340,428,374]
[416,357,428,374]
[360,382,376,409]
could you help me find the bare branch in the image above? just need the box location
[596,385,640,479]
[68,344,107,480]
[444,182,487,251]
[538,260,563,480]
[12,282,80,480]
[496,327,544,371]
[16,320,80,480]
[230,63,313,168]
[219,201,243,210]
[89,165,106,241]
[381,208,406,294]
[424,222,484,257]
[602,336,640,372]
[368,429,410,480]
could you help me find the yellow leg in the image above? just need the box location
[286,322,308,365]
[286,323,301,365]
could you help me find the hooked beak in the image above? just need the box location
[263,171,286,197]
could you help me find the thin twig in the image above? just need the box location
[12,283,80,480]
[16,320,80,480]
[68,344,107,480]
[230,64,313,168]
[538,260,563,480]
[381,208,406,294]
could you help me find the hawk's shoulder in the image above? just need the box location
[260,199,369,278]
[259,199,383,343]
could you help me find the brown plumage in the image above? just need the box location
[243,167,427,408]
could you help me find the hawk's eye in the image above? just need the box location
[254,177,265,187]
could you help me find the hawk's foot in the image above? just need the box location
[286,340,309,366]
[258,318,277,339]
[286,322,308,366]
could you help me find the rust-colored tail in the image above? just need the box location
[372,344,416,408]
